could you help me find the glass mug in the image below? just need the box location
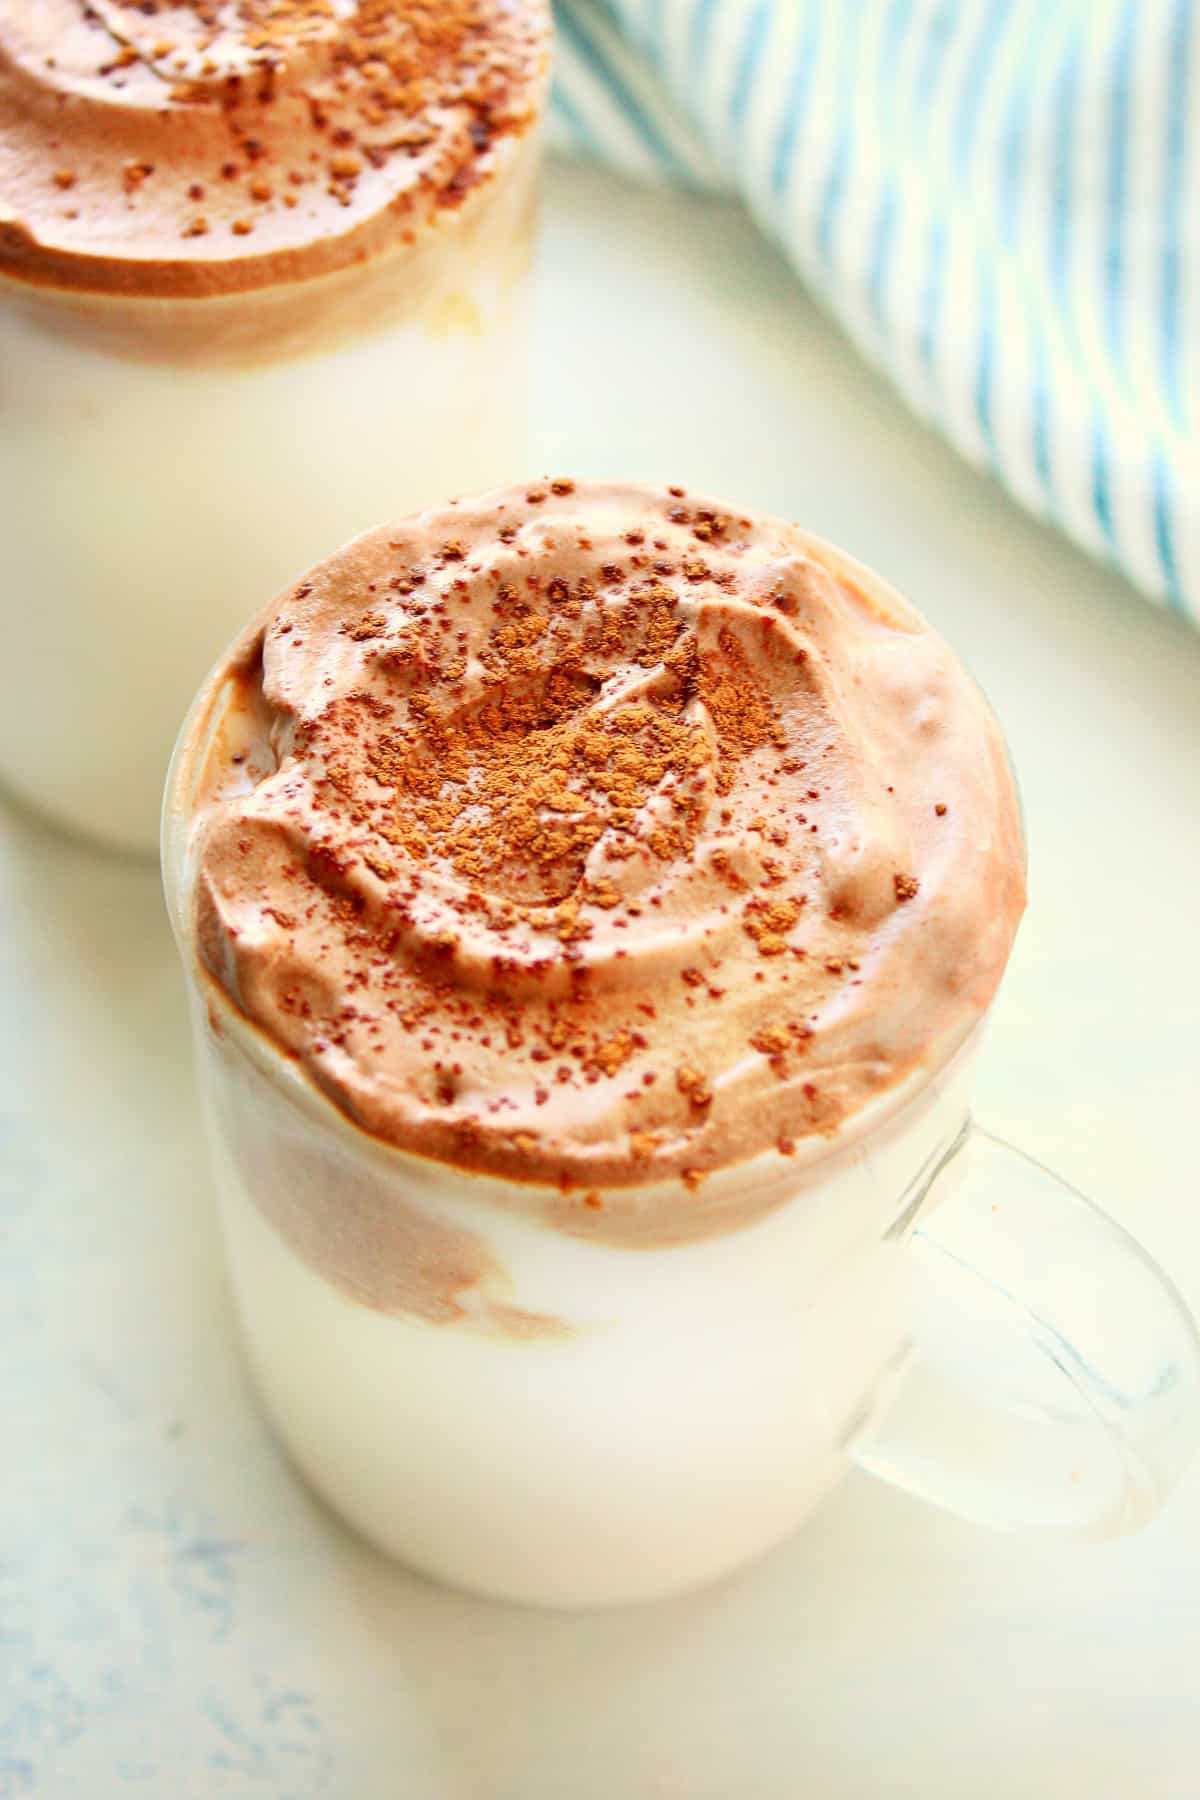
[0,31,547,856]
[164,669,1200,1610]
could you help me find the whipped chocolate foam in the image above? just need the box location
[0,0,549,296]
[182,482,1025,1192]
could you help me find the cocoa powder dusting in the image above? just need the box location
[188,481,1026,1200]
[0,0,550,296]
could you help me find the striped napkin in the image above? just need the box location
[549,0,1198,627]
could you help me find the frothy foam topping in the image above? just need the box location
[0,0,549,295]
[184,482,1025,1192]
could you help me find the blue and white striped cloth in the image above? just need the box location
[550,0,1198,626]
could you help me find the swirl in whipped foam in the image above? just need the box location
[0,0,548,295]
[186,482,1025,1190]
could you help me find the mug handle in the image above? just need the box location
[848,1122,1200,1537]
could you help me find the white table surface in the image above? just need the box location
[4,158,1200,1800]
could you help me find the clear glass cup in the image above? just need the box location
[0,123,543,856]
[164,664,1200,1611]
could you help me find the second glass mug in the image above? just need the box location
[0,6,549,855]
[165,671,1200,1611]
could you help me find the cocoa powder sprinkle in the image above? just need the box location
[5,0,549,298]
[187,480,1024,1203]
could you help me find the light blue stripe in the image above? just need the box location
[952,0,1014,174]
[1091,417,1118,553]
[550,81,602,156]
[688,0,719,87]
[1049,23,1083,306]
[867,0,916,336]
[1029,315,1057,500]
[913,0,958,121]
[642,0,667,70]
[816,137,850,268]
[729,0,771,133]
[1103,1,1137,368]
[918,219,948,376]
[768,4,822,201]
[906,0,962,371]
[867,186,899,330]
[975,267,998,462]
[1161,0,1191,428]
[1153,452,1188,615]
[999,3,1053,246]
[555,1,689,180]
[878,0,918,142]
[816,1,864,269]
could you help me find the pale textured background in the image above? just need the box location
[2,161,1199,1798]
